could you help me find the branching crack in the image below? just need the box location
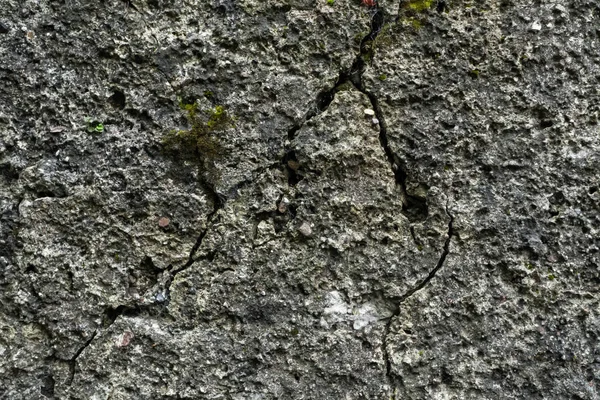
[282,5,426,223]
[62,0,449,394]
[164,184,224,300]
[277,6,449,396]
[282,7,387,187]
[93,185,225,359]
[68,188,224,389]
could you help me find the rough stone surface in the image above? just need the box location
[0,0,599,398]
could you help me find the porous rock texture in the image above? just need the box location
[0,0,599,398]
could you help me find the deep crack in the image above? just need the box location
[282,3,427,222]
[276,5,447,395]
[97,184,225,342]
[86,2,449,397]
[66,331,97,385]
[164,187,224,300]
[282,5,387,187]
[382,207,455,396]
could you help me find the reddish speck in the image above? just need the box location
[361,0,376,7]
[158,217,170,228]
[115,331,134,347]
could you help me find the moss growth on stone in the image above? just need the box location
[403,0,434,12]
[85,117,104,133]
[162,102,234,165]
[373,23,394,50]
[405,17,423,30]
[392,0,434,33]
[335,82,354,93]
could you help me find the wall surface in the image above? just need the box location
[1,0,599,398]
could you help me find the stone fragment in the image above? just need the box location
[278,197,289,213]
[287,160,300,170]
[298,222,312,237]
[115,331,134,348]
[158,217,170,228]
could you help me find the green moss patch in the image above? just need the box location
[162,101,234,166]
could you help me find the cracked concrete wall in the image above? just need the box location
[0,0,599,399]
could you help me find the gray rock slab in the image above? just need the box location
[1,0,599,398]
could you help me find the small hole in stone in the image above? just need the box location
[108,90,126,109]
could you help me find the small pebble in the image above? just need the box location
[278,197,290,213]
[0,22,9,34]
[287,160,300,170]
[372,118,379,125]
[364,108,375,116]
[158,217,170,228]
[115,331,134,348]
[298,222,312,237]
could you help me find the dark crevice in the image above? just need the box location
[285,68,349,143]
[282,71,349,186]
[66,331,97,385]
[281,6,388,187]
[96,185,225,340]
[282,3,427,221]
[436,0,447,13]
[103,304,144,328]
[181,206,220,269]
[357,71,428,221]
[282,150,302,186]
[164,188,224,299]
[40,372,55,398]
[409,226,421,248]
[382,208,454,395]
[399,208,453,302]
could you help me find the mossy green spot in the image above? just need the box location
[162,102,234,169]
[85,117,104,133]
[404,0,434,12]
[469,69,480,78]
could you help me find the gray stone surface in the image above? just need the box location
[0,0,599,398]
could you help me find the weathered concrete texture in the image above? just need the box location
[0,0,599,398]
[366,0,600,398]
